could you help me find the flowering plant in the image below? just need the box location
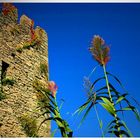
[89,35,110,65]
[75,35,140,137]
[33,80,73,137]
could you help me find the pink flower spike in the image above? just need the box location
[48,81,58,97]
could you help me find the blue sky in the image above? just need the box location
[2,3,140,137]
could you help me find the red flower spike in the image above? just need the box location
[89,35,110,65]
[47,81,58,97]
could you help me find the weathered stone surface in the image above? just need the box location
[0,3,50,137]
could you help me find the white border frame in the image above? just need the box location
[0,0,140,3]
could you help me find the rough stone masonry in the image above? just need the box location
[0,3,50,137]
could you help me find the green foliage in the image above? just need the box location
[23,40,37,50]
[33,80,73,137]
[40,62,48,77]
[99,97,115,116]
[0,90,6,101]
[19,114,38,137]
[86,35,137,137]
[2,78,15,86]
[16,47,23,53]
[75,35,140,137]
[75,66,140,137]
[16,40,40,53]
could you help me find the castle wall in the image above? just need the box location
[0,4,50,137]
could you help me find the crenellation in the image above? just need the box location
[20,15,33,28]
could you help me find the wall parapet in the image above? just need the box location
[0,3,50,137]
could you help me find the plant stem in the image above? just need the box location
[103,65,112,102]
[87,66,104,137]
[103,64,122,138]
[88,64,99,78]
[94,105,104,137]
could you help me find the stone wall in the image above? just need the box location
[0,3,50,137]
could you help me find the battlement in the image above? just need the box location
[0,3,18,23]
[0,3,50,137]
[0,3,48,49]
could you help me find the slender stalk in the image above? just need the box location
[87,69,104,137]
[88,64,100,78]
[86,78,104,137]
[94,105,104,137]
[103,64,122,137]
[88,70,104,137]
[103,65,112,102]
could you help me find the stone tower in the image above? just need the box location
[0,3,50,137]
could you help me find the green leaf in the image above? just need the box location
[122,107,133,111]
[134,108,140,121]
[96,95,110,103]
[108,120,133,137]
[53,118,73,137]
[101,97,114,110]
[109,83,128,100]
[109,83,120,96]
[55,118,65,128]
[96,86,108,93]
[120,97,140,121]
[78,102,94,128]
[121,120,133,137]
[104,119,118,135]
[65,126,72,133]
[41,104,58,115]
[37,117,54,132]
[99,102,115,116]
[107,72,127,92]
[108,130,130,137]
[92,77,105,87]
[108,83,126,117]
[109,122,124,130]
[97,92,108,96]
[117,105,140,121]
[115,96,125,105]
[54,112,73,137]
[51,128,58,137]
[73,98,91,115]
[44,92,57,107]
[43,88,54,98]
[131,96,140,108]
[67,131,73,137]
[84,77,105,98]
[59,99,65,110]
[99,120,103,129]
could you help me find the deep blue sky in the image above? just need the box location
[2,3,140,137]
